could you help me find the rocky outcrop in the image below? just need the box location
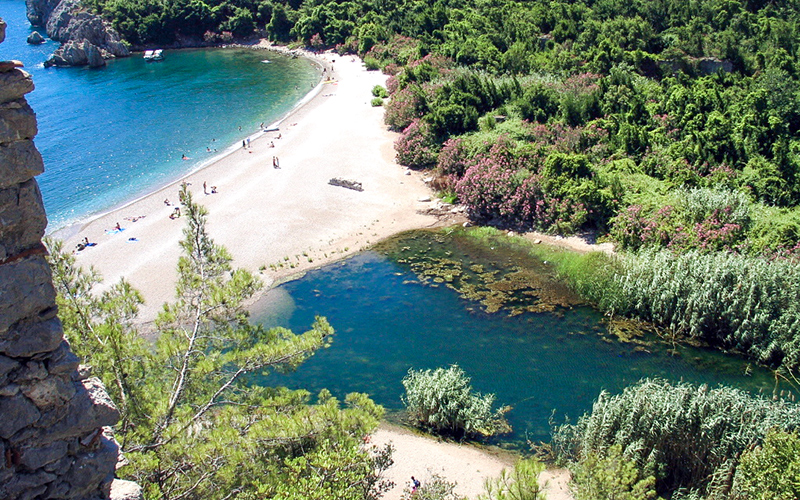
[0,16,136,500]
[27,31,45,44]
[26,0,129,67]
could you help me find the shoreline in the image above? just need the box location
[52,44,328,242]
[60,47,441,324]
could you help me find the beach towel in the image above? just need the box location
[105,228,126,235]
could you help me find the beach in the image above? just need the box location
[56,48,573,499]
[59,49,443,323]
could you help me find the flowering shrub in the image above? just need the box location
[610,189,751,251]
[384,86,425,131]
[395,119,438,168]
[436,138,469,176]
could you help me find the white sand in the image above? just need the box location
[373,424,573,500]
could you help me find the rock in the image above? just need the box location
[328,177,363,192]
[46,341,80,376]
[0,60,25,72]
[19,440,68,470]
[418,196,431,202]
[27,31,45,44]
[22,376,76,410]
[0,316,63,360]
[0,470,55,500]
[85,43,105,67]
[0,69,34,104]
[0,257,56,336]
[0,18,5,43]
[0,392,41,439]
[0,140,44,189]
[110,479,144,500]
[66,430,120,498]
[404,169,411,175]
[0,98,38,142]
[507,231,515,237]
[463,221,472,227]
[0,179,49,261]
[534,239,542,244]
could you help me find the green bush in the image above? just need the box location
[571,444,657,500]
[553,379,800,498]
[401,474,466,500]
[372,85,389,98]
[401,364,510,439]
[479,459,546,500]
[371,97,383,107]
[732,429,800,500]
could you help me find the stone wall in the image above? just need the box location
[0,18,138,500]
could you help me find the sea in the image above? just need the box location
[0,0,319,231]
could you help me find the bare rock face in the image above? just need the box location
[27,0,130,67]
[0,15,129,500]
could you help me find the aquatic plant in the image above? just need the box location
[553,379,800,498]
[401,364,510,439]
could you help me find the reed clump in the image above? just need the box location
[553,379,800,499]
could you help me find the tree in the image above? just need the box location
[733,429,800,500]
[46,185,389,499]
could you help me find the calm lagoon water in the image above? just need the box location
[0,0,318,230]
[252,230,790,446]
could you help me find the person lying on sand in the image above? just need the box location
[169,207,181,219]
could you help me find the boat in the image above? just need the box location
[143,49,164,62]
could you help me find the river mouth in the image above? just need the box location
[250,228,791,448]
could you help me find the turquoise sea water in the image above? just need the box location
[0,0,318,230]
[252,231,794,447]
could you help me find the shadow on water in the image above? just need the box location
[250,229,795,449]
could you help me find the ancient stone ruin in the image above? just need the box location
[0,18,138,500]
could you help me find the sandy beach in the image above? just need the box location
[59,49,448,323]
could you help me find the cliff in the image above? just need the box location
[26,0,129,67]
[0,17,140,500]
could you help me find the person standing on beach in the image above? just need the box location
[247,137,251,148]
[203,181,208,195]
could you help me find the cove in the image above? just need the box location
[251,229,791,448]
[0,0,318,231]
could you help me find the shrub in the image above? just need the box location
[401,364,509,439]
[732,429,800,500]
[372,85,389,98]
[571,444,657,500]
[384,85,425,131]
[608,249,800,369]
[553,379,800,498]
[371,97,383,107]
[401,474,466,500]
[479,459,546,500]
[395,119,438,168]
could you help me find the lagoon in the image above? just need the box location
[252,229,790,447]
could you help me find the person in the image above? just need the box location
[277,133,282,139]
[182,154,189,160]
[170,207,181,219]
[243,140,246,149]
[259,122,264,130]
[114,222,121,231]
[411,476,420,494]
[246,137,251,148]
[270,141,274,148]
[203,181,208,195]
[164,198,171,206]
[210,186,217,194]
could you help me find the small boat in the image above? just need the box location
[143,49,164,61]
